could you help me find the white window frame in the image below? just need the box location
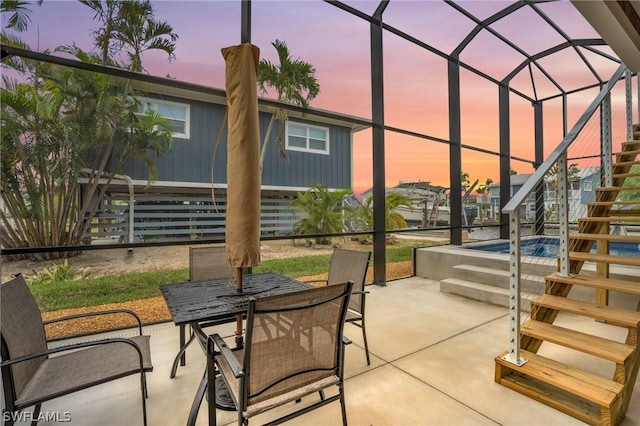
[138,97,190,139]
[285,121,330,155]
[583,180,592,192]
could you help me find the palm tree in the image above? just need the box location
[1,48,174,258]
[257,39,320,176]
[290,184,351,245]
[79,0,123,65]
[80,0,178,72]
[350,192,413,236]
[114,0,177,73]
[1,0,41,32]
[475,178,493,221]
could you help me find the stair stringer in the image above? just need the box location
[495,124,640,426]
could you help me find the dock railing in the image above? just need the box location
[500,64,636,366]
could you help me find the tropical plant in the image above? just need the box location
[257,39,320,176]
[290,184,352,245]
[27,259,91,285]
[80,0,177,70]
[475,178,493,221]
[460,170,471,192]
[1,0,41,32]
[1,1,179,258]
[1,49,174,258]
[350,192,413,236]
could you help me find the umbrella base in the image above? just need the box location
[214,376,236,411]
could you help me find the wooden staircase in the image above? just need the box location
[495,123,640,426]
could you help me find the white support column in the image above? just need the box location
[557,153,571,277]
[502,210,527,366]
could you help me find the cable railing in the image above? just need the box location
[500,64,634,366]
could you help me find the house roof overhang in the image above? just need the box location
[571,0,640,72]
[131,80,372,133]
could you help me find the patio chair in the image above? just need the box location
[207,281,353,426]
[171,246,234,377]
[0,274,153,426]
[306,248,372,365]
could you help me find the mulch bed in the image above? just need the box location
[42,261,412,340]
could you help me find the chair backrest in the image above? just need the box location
[327,248,371,314]
[189,246,234,282]
[1,274,48,402]
[242,282,353,408]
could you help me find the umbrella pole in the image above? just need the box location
[235,267,244,348]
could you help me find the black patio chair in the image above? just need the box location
[305,248,372,365]
[171,246,234,377]
[0,274,153,426]
[207,281,353,426]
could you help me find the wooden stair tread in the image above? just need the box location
[495,349,623,408]
[532,294,640,327]
[597,186,640,191]
[614,160,640,167]
[545,273,640,295]
[579,215,640,222]
[588,201,640,206]
[497,372,603,425]
[521,320,634,363]
[613,172,640,179]
[616,148,640,156]
[569,251,640,267]
[570,233,640,243]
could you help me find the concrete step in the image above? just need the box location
[439,277,534,309]
[450,264,544,292]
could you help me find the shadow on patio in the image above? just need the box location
[14,277,640,425]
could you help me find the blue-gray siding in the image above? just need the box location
[116,95,353,190]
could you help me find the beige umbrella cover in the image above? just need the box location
[222,43,261,271]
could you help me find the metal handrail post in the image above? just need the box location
[602,93,613,188]
[557,153,570,277]
[502,209,527,366]
[626,70,632,141]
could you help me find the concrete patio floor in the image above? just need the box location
[13,276,640,425]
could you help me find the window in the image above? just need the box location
[583,180,592,192]
[285,122,329,154]
[139,97,190,139]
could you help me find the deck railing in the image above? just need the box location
[500,64,637,366]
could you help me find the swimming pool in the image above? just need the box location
[465,236,640,258]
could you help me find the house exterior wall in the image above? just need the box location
[116,95,353,190]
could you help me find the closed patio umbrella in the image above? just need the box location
[221,43,261,347]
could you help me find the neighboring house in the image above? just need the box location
[489,167,600,222]
[88,83,369,242]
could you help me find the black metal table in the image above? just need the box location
[160,272,310,426]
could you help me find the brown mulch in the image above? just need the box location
[42,261,412,340]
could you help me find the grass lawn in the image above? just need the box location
[30,243,430,312]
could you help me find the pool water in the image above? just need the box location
[466,236,640,258]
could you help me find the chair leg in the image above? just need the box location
[360,320,370,366]
[207,357,216,426]
[30,404,42,426]
[140,372,148,426]
[339,386,348,426]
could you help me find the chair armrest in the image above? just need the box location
[0,337,146,369]
[352,290,370,295]
[43,309,144,335]
[208,334,243,378]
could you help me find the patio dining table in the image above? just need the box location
[160,271,311,425]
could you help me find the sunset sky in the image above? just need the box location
[8,0,635,194]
